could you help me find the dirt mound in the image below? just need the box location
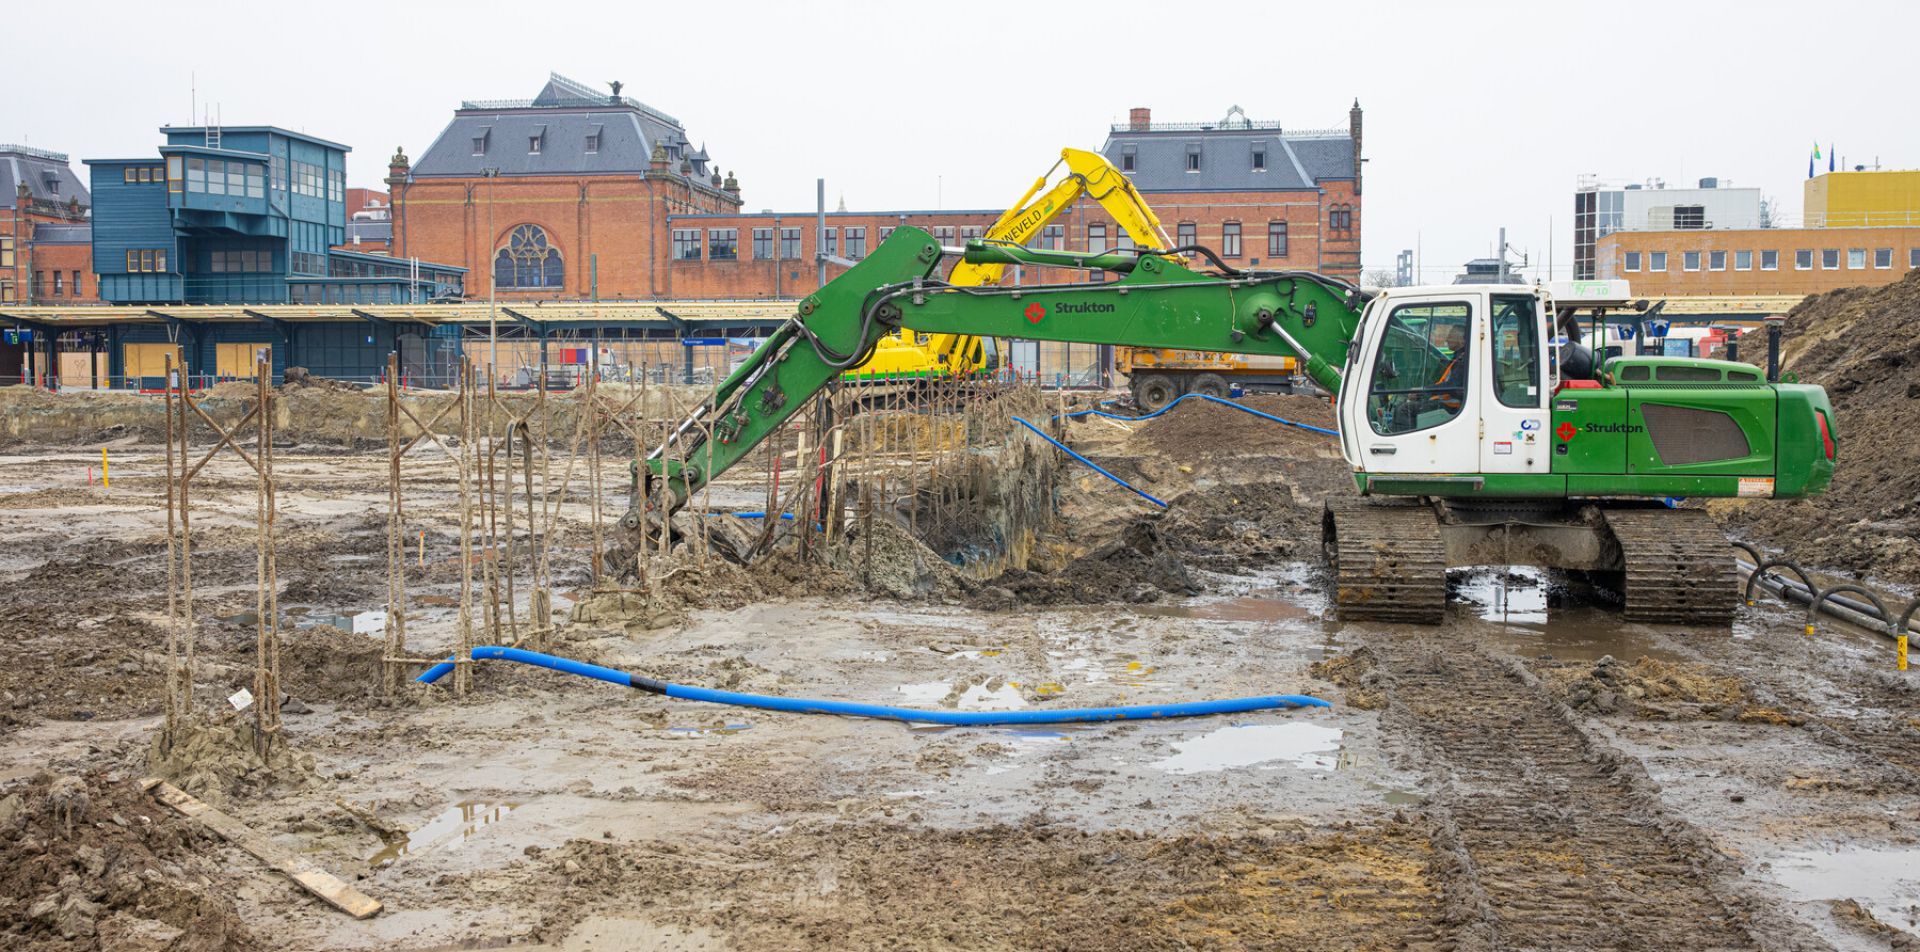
[977,519,1195,607]
[574,543,860,633]
[1544,655,1799,724]
[1716,269,1920,587]
[0,772,258,951]
[144,722,314,804]
[830,515,962,600]
[1309,646,1386,710]
[280,367,362,393]
[280,624,386,706]
[1159,476,1344,570]
[1136,393,1336,459]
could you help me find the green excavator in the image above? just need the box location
[627,229,1836,625]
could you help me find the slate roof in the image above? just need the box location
[0,145,90,209]
[344,220,393,246]
[414,73,715,180]
[32,223,91,243]
[1102,122,1354,193]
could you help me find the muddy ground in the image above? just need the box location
[1,394,1918,951]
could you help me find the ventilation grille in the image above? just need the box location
[1641,403,1751,465]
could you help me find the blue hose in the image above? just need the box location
[704,511,795,520]
[418,646,1329,725]
[1011,416,1168,508]
[1057,392,1339,436]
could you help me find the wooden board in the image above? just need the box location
[140,778,383,919]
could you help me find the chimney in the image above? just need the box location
[1350,99,1364,197]
[1128,107,1151,131]
[649,141,669,173]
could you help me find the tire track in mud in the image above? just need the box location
[1365,636,1783,951]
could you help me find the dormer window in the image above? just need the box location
[1185,142,1202,172]
[529,134,543,154]
[585,124,602,154]
[1251,149,1266,171]
[472,129,489,155]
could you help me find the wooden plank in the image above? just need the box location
[140,778,383,919]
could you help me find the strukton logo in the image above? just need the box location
[1024,303,1046,324]
[1556,422,1577,441]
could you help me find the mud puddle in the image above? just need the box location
[1150,722,1344,774]
[369,800,522,867]
[1455,567,1688,663]
[1768,845,1920,933]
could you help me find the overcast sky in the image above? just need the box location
[11,0,1914,283]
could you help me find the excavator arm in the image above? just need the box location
[864,148,1181,376]
[640,226,1363,510]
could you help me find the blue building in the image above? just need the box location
[86,127,464,307]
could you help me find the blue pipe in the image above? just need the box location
[418,646,1329,725]
[704,511,796,520]
[1011,415,1168,508]
[1056,392,1339,436]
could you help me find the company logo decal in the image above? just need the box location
[1556,422,1577,441]
[1024,303,1046,324]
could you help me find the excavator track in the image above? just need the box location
[1603,507,1737,626]
[1322,501,1446,624]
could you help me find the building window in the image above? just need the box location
[959,225,983,243]
[472,133,488,155]
[247,164,264,199]
[1185,151,1201,172]
[126,249,169,273]
[780,227,801,260]
[672,228,702,261]
[1268,221,1288,258]
[1121,153,1135,172]
[821,227,837,257]
[123,167,137,184]
[1329,204,1354,233]
[71,271,81,297]
[1177,222,1196,248]
[52,271,62,296]
[1624,251,1641,272]
[0,236,11,268]
[1875,248,1893,269]
[186,157,206,192]
[1222,222,1242,257]
[1760,250,1778,271]
[1042,224,1065,251]
[268,156,284,193]
[1708,250,1726,271]
[879,226,896,243]
[1251,149,1265,171]
[1795,250,1813,270]
[1673,205,1705,229]
[494,223,566,287]
[1911,248,1920,269]
[752,228,773,260]
[708,228,738,260]
[584,131,600,154]
[1117,232,1136,252]
[1735,250,1752,271]
[1847,248,1866,269]
[844,227,866,258]
[932,226,955,246]
[1649,252,1667,272]
[1822,249,1840,270]
[1087,223,1108,254]
[1683,251,1700,272]
[169,157,183,192]
[529,133,543,154]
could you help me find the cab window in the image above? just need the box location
[1367,302,1471,436]
[1489,294,1541,408]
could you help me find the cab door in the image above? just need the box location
[1341,293,1480,474]
[1478,292,1550,473]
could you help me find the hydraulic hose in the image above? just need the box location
[417,646,1330,725]
[1738,557,1903,636]
[1056,391,1338,436]
[1011,415,1167,508]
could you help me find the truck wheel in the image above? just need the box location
[1190,374,1231,399]
[1133,375,1179,413]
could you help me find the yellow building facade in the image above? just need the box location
[1804,169,1920,228]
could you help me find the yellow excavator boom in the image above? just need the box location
[851,147,1177,380]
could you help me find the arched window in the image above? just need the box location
[494,224,565,289]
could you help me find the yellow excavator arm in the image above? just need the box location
[853,148,1179,380]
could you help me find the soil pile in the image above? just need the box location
[144,722,315,804]
[279,367,361,393]
[977,520,1195,606]
[1136,393,1337,459]
[1309,646,1386,710]
[1160,477,1339,570]
[0,772,258,951]
[575,543,859,633]
[1544,655,1799,724]
[1717,269,1920,587]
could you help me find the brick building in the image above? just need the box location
[1593,169,1920,295]
[666,103,1365,298]
[2,144,94,306]
[390,73,743,300]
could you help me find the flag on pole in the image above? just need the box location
[1829,143,1836,172]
